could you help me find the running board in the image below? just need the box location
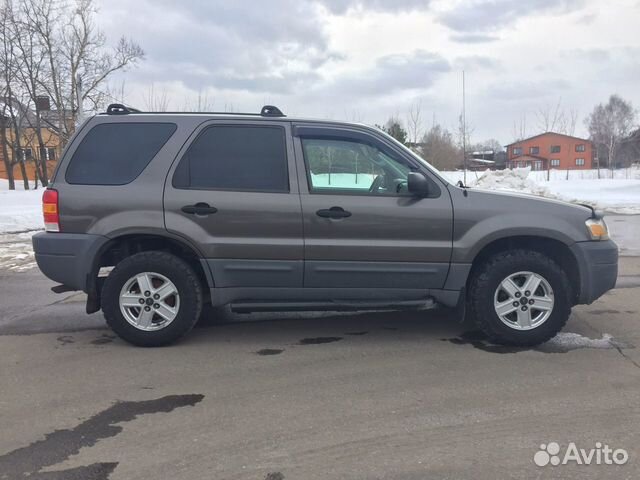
[230,298,435,313]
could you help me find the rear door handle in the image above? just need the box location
[316,206,352,219]
[181,202,218,216]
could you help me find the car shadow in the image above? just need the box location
[186,306,467,347]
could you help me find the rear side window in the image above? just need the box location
[172,125,289,192]
[65,122,176,185]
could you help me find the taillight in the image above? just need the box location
[42,188,60,232]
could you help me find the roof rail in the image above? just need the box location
[104,103,285,117]
[106,103,141,115]
[260,105,285,117]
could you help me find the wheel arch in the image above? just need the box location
[86,232,212,313]
[466,235,581,305]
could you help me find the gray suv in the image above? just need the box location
[32,104,618,347]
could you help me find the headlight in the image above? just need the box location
[585,218,609,240]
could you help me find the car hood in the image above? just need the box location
[465,186,595,217]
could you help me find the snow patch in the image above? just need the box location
[0,179,44,233]
[0,231,37,271]
[540,332,631,352]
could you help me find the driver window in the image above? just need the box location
[301,137,412,195]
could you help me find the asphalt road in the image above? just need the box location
[1,249,639,479]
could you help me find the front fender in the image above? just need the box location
[452,214,582,263]
[449,187,591,263]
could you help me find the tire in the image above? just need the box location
[102,251,203,347]
[468,249,571,346]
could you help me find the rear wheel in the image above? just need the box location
[468,249,571,346]
[102,251,203,346]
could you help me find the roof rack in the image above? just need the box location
[106,103,141,115]
[105,103,286,117]
[260,105,285,117]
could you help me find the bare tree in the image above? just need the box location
[183,90,215,112]
[406,100,422,144]
[537,98,564,133]
[511,114,527,142]
[26,0,144,144]
[536,98,579,136]
[144,83,170,112]
[0,0,29,189]
[456,113,474,151]
[586,95,636,175]
[566,107,578,136]
[12,0,51,185]
[0,0,144,188]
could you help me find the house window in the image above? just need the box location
[550,145,561,153]
[550,159,560,167]
[575,144,586,152]
[575,158,585,166]
[18,148,33,161]
[534,160,543,170]
[529,146,539,155]
[512,147,522,156]
[39,146,56,161]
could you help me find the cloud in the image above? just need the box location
[439,0,586,33]
[323,50,450,96]
[94,0,640,143]
[99,0,341,93]
[450,33,500,43]
[453,56,501,70]
[485,79,571,100]
[316,0,431,14]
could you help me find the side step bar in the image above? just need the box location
[230,298,435,313]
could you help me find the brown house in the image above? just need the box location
[1,98,65,183]
[505,132,594,171]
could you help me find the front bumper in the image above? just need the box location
[570,239,618,304]
[32,232,109,292]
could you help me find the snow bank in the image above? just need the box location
[470,168,552,197]
[443,168,640,214]
[545,179,640,215]
[0,179,43,233]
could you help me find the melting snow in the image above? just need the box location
[539,332,631,352]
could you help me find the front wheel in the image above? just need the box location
[468,250,571,346]
[102,251,203,347]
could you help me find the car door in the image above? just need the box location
[293,124,453,289]
[164,120,303,288]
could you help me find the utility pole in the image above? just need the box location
[462,70,467,185]
[76,74,84,127]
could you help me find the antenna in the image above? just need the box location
[462,70,467,186]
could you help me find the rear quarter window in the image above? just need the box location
[65,122,177,185]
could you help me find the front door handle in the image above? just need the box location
[316,206,352,219]
[181,203,218,216]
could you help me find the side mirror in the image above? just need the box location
[407,172,429,197]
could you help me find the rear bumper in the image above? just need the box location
[32,232,109,292]
[570,240,618,304]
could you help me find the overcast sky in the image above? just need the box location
[97,0,640,144]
